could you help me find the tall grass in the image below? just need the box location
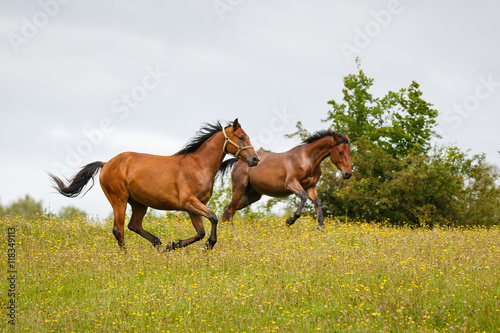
[1,213,499,332]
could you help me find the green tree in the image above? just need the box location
[2,194,43,217]
[323,140,500,226]
[287,60,500,226]
[324,59,438,159]
[58,206,88,220]
[207,179,233,218]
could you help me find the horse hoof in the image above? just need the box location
[165,241,177,251]
[205,240,216,250]
[317,224,324,231]
[285,217,295,226]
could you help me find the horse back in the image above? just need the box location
[100,152,185,210]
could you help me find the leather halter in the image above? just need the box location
[222,128,253,158]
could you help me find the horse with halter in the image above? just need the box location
[49,119,260,251]
[219,129,351,229]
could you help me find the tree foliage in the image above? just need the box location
[319,140,500,226]
[0,194,43,217]
[58,206,88,220]
[287,61,500,226]
[207,179,233,218]
[324,59,438,159]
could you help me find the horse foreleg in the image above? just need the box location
[206,211,218,250]
[307,187,324,230]
[166,212,206,250]
[167,198,217,250]
[285,179,308,227]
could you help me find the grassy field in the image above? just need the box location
[1,213,499,332]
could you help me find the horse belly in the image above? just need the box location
[128,178,181,210]
[249,177,292,198]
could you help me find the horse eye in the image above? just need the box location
[339,151,344,156]
[238,136,244,141]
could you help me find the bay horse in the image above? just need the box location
[49,119,260,251]
[219,129,351,229]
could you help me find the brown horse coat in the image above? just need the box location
[49,119,259,250]
[220,129,351,228]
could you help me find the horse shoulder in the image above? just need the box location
[296,160,323,189]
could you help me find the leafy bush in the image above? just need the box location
[318,141,500,226]
[0,194,43,217]
[284,60,500,227]
[58,206,88,220]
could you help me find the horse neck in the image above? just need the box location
[191,131,226,176]
[301,136,334,170]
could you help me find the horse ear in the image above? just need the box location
[232,118,241,131]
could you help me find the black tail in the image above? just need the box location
[48,161,104,198]
[217,158,239,179]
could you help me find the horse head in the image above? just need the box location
[330,132,352,179]
[223,118,260,167]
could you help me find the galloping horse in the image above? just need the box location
[219,129,351,229]
[49,119,260,250]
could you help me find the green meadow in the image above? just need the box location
[1,214,499,332]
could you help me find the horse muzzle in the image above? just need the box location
[247,155,260,167]
[342,171,352,179]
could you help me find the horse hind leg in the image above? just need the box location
[110,202,127,251]
[236,190,262,212]
[223,187,245,223]
[223,184,261,223]
[100,168,130,251]
[222,165,251,223]
[128,200,162,248]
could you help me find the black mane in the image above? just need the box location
[176,121,230,155]
[302,129,348,145]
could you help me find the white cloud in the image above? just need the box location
[47,127,71,141]
[1,0,500,216]
[104,130,184,155]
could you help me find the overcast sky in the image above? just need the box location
[1,0,499,217]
